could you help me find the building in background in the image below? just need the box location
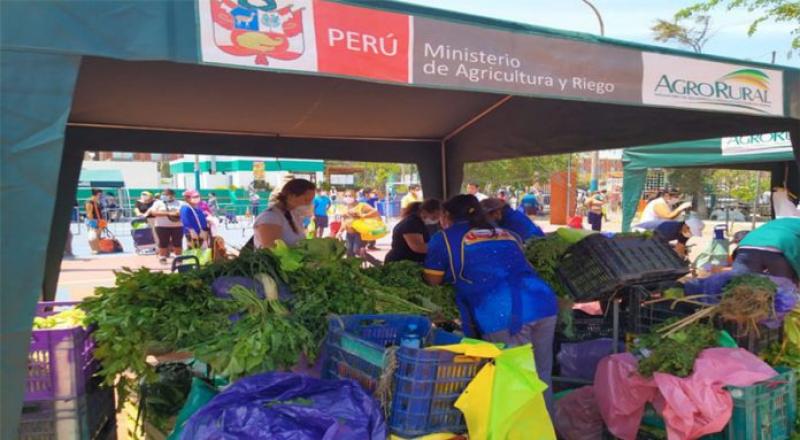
[169,156,324,190]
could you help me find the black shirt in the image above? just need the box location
[385,215,429,263]
[135,200,154,217]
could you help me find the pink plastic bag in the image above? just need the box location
[594,348,778,440]
[594,353,657,440]
[554,386,605,440]
[654,348,778,439]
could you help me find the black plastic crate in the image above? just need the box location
[629,299,706,334]
[557,235,689,302]
[557,310,618,342]
[718,320,783,355]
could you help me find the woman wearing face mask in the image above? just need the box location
[253,179,316,249]
[385,199,442,264]
[423,194,558,417]
[639,187,693,223]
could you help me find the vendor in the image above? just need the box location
[638,217,705,257]
[385,199,441,264]
[480,198,545,241]
[253,179,316,249]
[640,187,692,223]
[732,217,800,282]
[423,195,558,415]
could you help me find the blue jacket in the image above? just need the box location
[424,222,557,337]
[500,205,544,241]
[179,205,208,235]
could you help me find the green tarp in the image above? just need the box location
[78,169,125,187]
[621,135,796,231]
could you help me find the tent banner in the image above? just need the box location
[197,0,787,117]
[720,131,793,156]
[641,53,784,116]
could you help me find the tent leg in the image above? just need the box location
[791,123,800,182]
[42,140,84,301]
[415,150,444,201]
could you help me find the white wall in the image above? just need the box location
[83,161,160,188]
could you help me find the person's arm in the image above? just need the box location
[423,233,447,285]
[85,201,95,220]
[254,223,284,249]
[423,271,444,285]
[654,201,691,220]
[403,233,428,254]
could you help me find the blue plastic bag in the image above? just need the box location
[557,338,625,381]
[180,372,386,440]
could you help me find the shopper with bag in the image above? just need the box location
[84,188,106,254]
[180,190,210,250]
[338,196,381,258]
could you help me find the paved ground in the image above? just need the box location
[58,213,764,301]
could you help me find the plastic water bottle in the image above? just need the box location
[400,323,422,349]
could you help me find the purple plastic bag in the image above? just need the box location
[180,372,386,440]
[557,338,624,381]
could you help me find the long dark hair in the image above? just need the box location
[275,178,315,233]
[442,194,494,232]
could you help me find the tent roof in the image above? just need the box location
[623,133,795,171]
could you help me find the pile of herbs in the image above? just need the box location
[523,233,573,299]
[191,285,315,380]
[82,238,437,407]
[633,320,719,377]
[81,268,236,402]
[279,240,432,344]
[362,261,458,321]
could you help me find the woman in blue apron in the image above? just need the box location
[423,194,558,415]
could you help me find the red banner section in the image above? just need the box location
[313,0,409,83]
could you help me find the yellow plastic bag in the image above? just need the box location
[431,342,555,440]
[351,217,388,241]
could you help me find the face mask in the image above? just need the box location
[343,196,355,205]
[423,218,440,225]
[292,204,313,217]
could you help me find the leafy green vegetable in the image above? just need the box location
[81,268,236,403]
[524,233,572,298]
[633,321,718,377]
[723,274,777,297]
[192,286,315,380]
[362,261,458,321]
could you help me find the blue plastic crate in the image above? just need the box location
[323,314,483,438]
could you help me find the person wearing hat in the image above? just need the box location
[481,198,544,242]
[651,217,705,257]
[732,218,800,282]
[640,187,692,223]
[180,190,210,249]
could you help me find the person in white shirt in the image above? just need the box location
[466,182,488,201]
[253,179,316,249]
[149,189,184,264]
[772,187,800,218]
[640,187,692,224]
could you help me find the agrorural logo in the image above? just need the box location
[653,68,771,113]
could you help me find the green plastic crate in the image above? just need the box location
[721,366,797,440]
[638,367,796,440]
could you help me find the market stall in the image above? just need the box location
[622,132,799,232]
[2,0,800,435]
